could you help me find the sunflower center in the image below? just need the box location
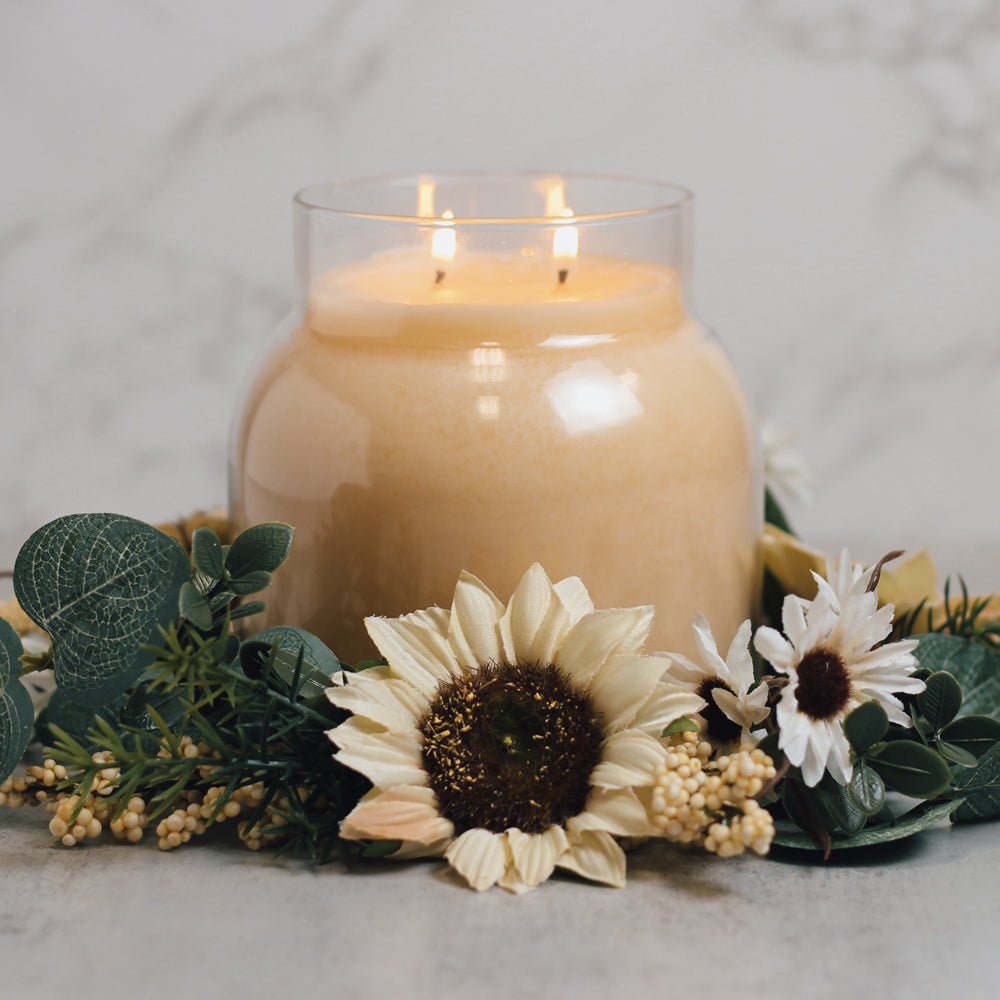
[696,679,742,744]
[794,647,852,720]
[419,660,605,835]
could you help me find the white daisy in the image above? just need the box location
[660,614,770,746]
[761,417,812,507]
[326,564,704,893]
[753,553,924,787]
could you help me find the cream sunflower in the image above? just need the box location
[753,552,924,787]
[326,564,705,892]
[660,614,770,746]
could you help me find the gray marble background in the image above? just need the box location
[3,0,1000,588]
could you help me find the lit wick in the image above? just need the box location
[553,207,577,289]
[432,209,456,288]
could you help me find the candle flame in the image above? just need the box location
[543,180,567,218]
[417,180,436,218]
[553,207,578,262]
[432,209,456,264]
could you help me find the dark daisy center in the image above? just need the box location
[795,647,852,721]
[696,678,742,744]
[419,661,605,835]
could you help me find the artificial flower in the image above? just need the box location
[753,551,924,787]
[759,524,938,613]
[761,418,812,507]
[326,564,704,892]
[660,614,769,746]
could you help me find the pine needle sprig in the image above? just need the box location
[896,576,1000,649]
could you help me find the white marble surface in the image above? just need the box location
[2,802,999,999]
[2,1,1000,584]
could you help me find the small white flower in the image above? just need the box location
[661,614,770,745]
[326,564,704,892]
[753,552,924,787]
[761,418,812,507]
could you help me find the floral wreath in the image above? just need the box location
[2,434,998,892]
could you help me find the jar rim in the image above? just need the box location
[294,171,693,226]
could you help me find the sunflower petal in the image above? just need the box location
[555,607,654,688]
[365,616,459,696]
[445,828,508,891]
[448,571,505,667]
[553,576,595,625]
[573,787,652,837]
[499,563,571,665]
[340,785,452,847]
[557,829,626,888]
[504,825,570,890]
[329,716,426,789]
[629,684,707,736]
[587,655,669,731]
[590,730,666,789]
[326,667,428,730]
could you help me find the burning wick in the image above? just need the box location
[433,209,456,287]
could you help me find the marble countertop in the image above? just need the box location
[2,803,998,999]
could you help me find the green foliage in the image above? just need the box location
[911,634,1000,720]
[844,701,889,755]
[773,799,961,851]
[0,619,33,782]
[13,514,190,704]
[953,742,1000,823]
[867,740,953,799]
[661,717,701,737]
[917,671,963,729]
[764,485,794,535]
[897,577,1000,649]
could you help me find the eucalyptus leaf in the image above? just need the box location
[191,527,225,580]
[917,671,963,729]
[0,619,33,782]
[913,634,1000,721]
[868,740,953,798]
[953,741,1000,823]
[228,570,273,596]
[844,700,889,754]
[939,715,1000,760]
[179,582,213,632]
[241,626,343,701]
[13,514,189,704]
[772,798,960,851]
[848,760,885,816]
[225,523,294,579]
[35,688,129,750]
[936,740,980,768]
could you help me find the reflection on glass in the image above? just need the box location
[545,360,643,435]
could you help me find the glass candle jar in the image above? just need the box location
[230,173,760,663]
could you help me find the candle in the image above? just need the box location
[231,175,759,663]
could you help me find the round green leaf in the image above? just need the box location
[843,700,889,754]
[13,514,190,705]
[939,715,1000,761]
[0,619,33,782]
[228,570,273,596]
[848,759,885,815]
[179,582,213,632]
[190,527,224,580]
[917,671,963,729]
[241,626,343,701]
[225,523,294,579]
[868,740,953,799]
[953,742,1000,823]
[913,634,1000,720]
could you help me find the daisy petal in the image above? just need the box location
[499,563,571,665]
[340,786,453,847]
[445,828,508,892]
[556,607,654,689]
[590,730,666,789]
[448,571,505,667]
[505,825,570,890]
[557,829,626,888]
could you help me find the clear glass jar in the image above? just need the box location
[230,173,760,663]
